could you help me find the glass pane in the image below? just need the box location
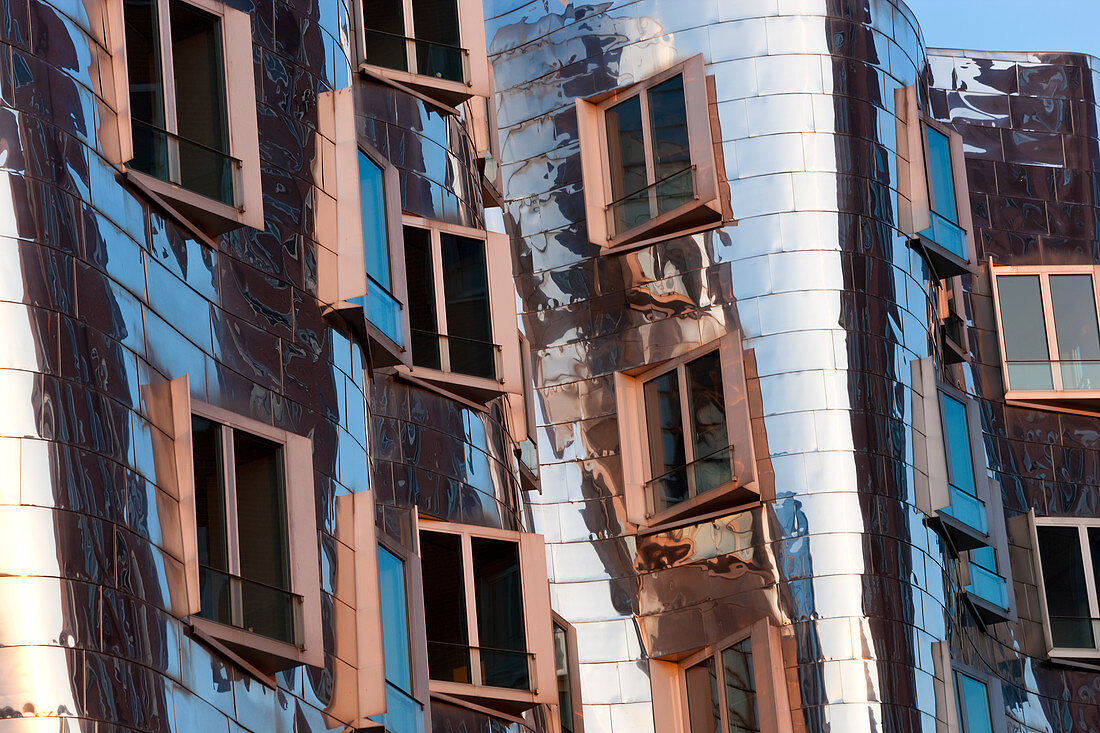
[404,226,441,370]
[421,531,470,682]
[554,624,574,733]
[192,416,228,572]
[379,546,412,692]
[722,638,759,733]
[411,0,463,82]
[124,0,168,176]
[361,0,408,71]
[360,152,390,290]
[925,125,958,224]
[686,657,720,733]
[940,393,976,496]
[233,430,293,642]
[1050,274,1100,390]
[687,351,732,495]
[607,94,646,208]
[648,74,692,215]
[440,234,495,380]
[954,672,993,733]
[1037,526,1094,649]
[644,369,688,508]
[170,0,231,202]
[370,682,424,733]
[472,537,528,690]
[996,275,1053,390]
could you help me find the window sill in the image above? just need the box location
[963,588,1012,628]
[907,233,971,279]
[428,679,542,716]
[931,508,990,554]
[321,301,409,369]
[603,197,727,251]
[124,167,258,235]
[358,64,472,109]
[189,615,318,674]
[1004,390,1100,417]
[396,363,509,406]
[639,477,759,529]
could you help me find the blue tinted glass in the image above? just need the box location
[359,151,390,290]
[926,125,958,224]
[955,672,993,733]
[379,546,412,691]
[941,394,975,495]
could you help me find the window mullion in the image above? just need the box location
[402,0,416,73]
[1039,275,1063,390]
[460,533,481,685]
[221,426,243,627]
[432,229,451,372]
[677,364,695,502]
[155,0,182,185]
[639,87,656,222]
[714,651,730,733]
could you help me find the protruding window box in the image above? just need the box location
[615,333,759,528]
[576,55,732,250]
[961,547,1012,627]
[105,0,263,233]
[316,89,411,368]
[354,0,490,106]
[896,85,974,278]
[398,219,522,405]
[418,522,555,715]
[991,265,1100,414]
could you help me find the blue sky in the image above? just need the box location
[907,0,1100,58]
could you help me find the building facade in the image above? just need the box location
[2,0,1100,732]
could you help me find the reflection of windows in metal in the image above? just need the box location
[192,415,298,645]
[404,225,498,380]
[686,637,759,733]
[124,0,236,205]
[993,269,1100,395]
[644,349,733,516]
[954,671,993,733]
[1035,521,1100,654]
[361,0,468,83]
[420,529,534,692]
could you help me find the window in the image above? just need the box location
[552,617,583,733]
[576,55,728,248]
[954,671,994,733]
[615,334,759,527]
[354,0,489,103]
[315,91,410,367]
[371,544,425,733]
[417,522,555,710]
[938,277,968,364]
[168,376,322,671]
[896,85,972,277]
[108,0,262,231]
[1033,519,1100,657]
[399,218,522,404]
[512,334,540,493]
[992,267,1100,406]
[938,391,988,541]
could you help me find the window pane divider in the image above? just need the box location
[430,228,452,373]
[638,86,655,190]
[1039,275,1064,391]
[675,363,698,501]
[401,0,416,74]
[460,532,482,686]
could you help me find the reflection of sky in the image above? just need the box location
[910,0,1100,58]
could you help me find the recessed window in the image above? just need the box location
[685,637,758,733]
[362,0,465,83]
[615,335,759,526]
[992,268,1100,401]
[1034,521,1100,655]
[576,55,728,248]
[417,523,554,710]
[192,416,298,645]
[954,671,993,733]
[111,0,262,231]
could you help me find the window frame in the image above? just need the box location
[614,332,759,528]
[397,216,522,405]
[104,0,263,232]
[511,333,541,493]
[990,264,1100,412]
[551,613,584,733]
[168,375,323,671]
[675,619,791,733]
[575,54,727,249]
[1029,514,1100,662]
[416,518,556,712]
[932,641,1006,733]
[938,276,969,364]
[351,0,490,105]
[895,85,974,278]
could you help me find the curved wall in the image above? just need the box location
[487,0,954,729]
